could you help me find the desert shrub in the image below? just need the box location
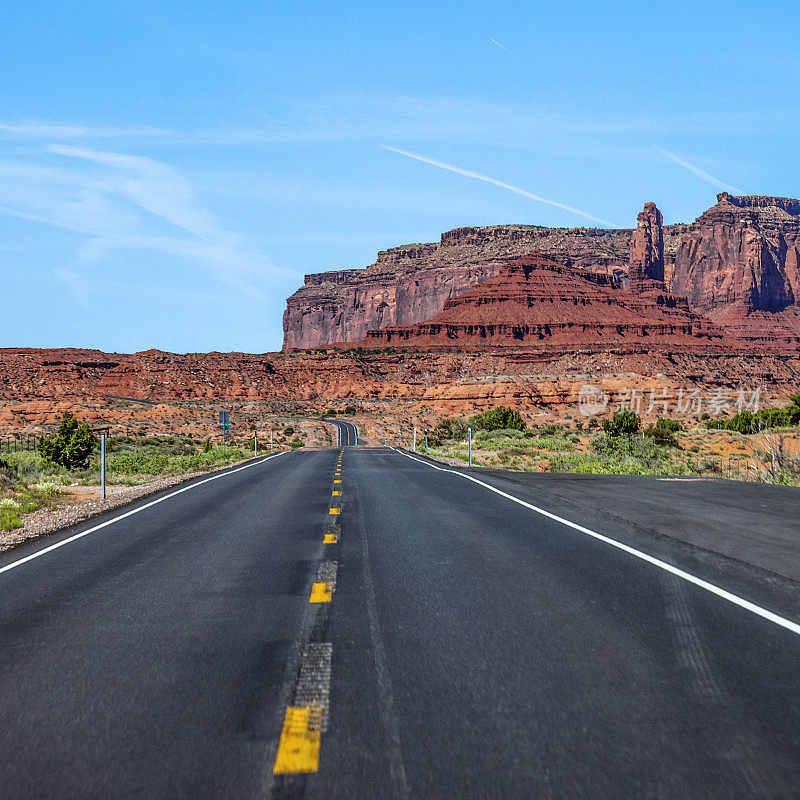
[203,438,213,452]
[645,417,682,447]
[38,412,97,469]
[29,480,62,498]
[0,502,21,531]
[602,410,641,438]
[533,424,563,436]
[344,405,357,415]
[469,406,526,432]
[429,417,467,445]
[289,438,305,448]
[475,428,525,442]
[283,426,295,436]
[107,444,247,476]
[0,457,17,489]
[714,395,800,434]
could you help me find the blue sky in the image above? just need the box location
[1,0,799,353]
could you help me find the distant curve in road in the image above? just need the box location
[326,418,358,447]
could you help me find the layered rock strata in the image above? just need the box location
[365,254,728,348]
[3,347,800,427]
[283,223,687,349]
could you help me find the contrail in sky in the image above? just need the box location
[489,37,510,52]
[659,148,743,195]
[382,146,618,228]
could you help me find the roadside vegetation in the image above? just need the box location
[0,414,258,531]
[424,404,800,485]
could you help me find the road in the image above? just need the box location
[0,439,798,798]
[329,418,358,447]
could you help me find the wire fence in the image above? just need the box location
[0,436,39,454]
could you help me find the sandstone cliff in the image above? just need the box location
[629,202,665,289]
[365,254,728,348]
[283,223,687,349]
[4,347,800,431]
[671,193,800,345]
[673,193,800,311]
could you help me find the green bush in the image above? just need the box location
[474,428,525,442]
[429,417,467,445]
[602,410,641,437]
[713,394,800,434]
[645,417,682,447]
[0,457,17,489]
[469,406,526,432]
[107,444,247,476]
[0,504,22,531]
[289,438,305,448]
[283,426,295,436]
[344,405,357,415]
[38,412,97,469]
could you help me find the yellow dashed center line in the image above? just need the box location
[273,705,322,774]
[309,582,333,603]
[323,532,339,544]
[333,479,341,484]
[332,490,341,496]
[329,507,341,515]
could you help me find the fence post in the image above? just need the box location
[101,434,106,500]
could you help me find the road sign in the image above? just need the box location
[219,411,230,443]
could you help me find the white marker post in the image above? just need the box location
[425,431,428,453]
[254,432,258,457]
[413,426,417,452]
[270,430,274,453]
[101,434,106,500]
[468,427,472,466]
[399,428,402,448]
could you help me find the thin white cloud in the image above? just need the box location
[489,37,510,52]
[0,122,171,139]
[658,148,744,195]
[0,145,297,296]
[381,146,619,228]
[2,99,786,153]
[48,144,232,243]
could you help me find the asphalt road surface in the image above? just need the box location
[0,433,798,799]
[330,419,358,447]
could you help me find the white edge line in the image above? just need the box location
[391,448,800,637]
[0,451,291,577]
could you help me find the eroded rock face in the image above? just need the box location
[283,224,688,349]
[366,254,729,348]
[629,202,665,288]
[5,345,800,429]
[673,193,800,313]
